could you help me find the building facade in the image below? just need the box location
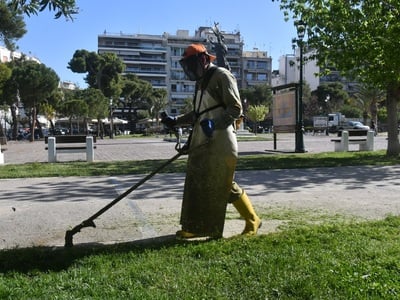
[0,46,41,63]
[274,47,358,95]
[242,49,272,88]
[98,26,272,115]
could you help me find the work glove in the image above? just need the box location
[200,118,215,138]
[160,112,177,129]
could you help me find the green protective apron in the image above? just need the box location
[179,67,241,237]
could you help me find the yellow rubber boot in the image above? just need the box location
[232,191,261,235]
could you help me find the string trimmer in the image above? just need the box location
[63,129,206,248]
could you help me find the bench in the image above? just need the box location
[330,129,374,152]
[45,135,96,162]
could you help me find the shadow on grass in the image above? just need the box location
[0,234,217,274]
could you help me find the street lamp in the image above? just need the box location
[324,94,331,135]
[294,20,306,153]
[324,94,331,114]
[109,98,114,139]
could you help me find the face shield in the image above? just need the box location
[179,54,203,81]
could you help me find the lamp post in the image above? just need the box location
[294,20,306,153]
[2,102,6,133]
[325,94,331,135]
[109,98,114,139]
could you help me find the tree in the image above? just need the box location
[3,59,59,141]
[39,101,56,133]
[274,0,400,156]
[1,0,78,51]
[8,0,78,20]
[121,74,152,110]
[181,97,194,114]
[340,104,362,119]
[68,50,125,98]
[246,104,269,135]
[59,98,88,134]
[150,88,168,126]
[0,64,12,140]
[353,84,385,131]
[0,63,12,99]
[240,83,273,106]
[311,82,350,115]
[77,88,108,137]
[0,0,26,49]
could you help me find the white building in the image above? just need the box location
[273,47,358,94]
[0,46,41,63]
[273,48,319,91]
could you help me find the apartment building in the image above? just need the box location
[0,46,41,63]
[242,49,272,88]
[98,26,272,115]
[274,47,358,94]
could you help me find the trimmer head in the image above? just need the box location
[64,230,74,248]
[64,220,96,248]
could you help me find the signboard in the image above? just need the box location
[313,116,328,128]
[272,90,296,133]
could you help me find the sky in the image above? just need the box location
[16,0,297,88]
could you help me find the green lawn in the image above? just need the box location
[1,216,399,299]
[0,149,398,179]
[1,150,400,299]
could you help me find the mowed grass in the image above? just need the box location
[1,150,400,299]
[0,149,399,179]
[1,216,400,299]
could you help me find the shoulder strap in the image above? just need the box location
[200,66,218,90]
[193,66,225,119]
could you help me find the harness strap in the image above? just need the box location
[183,66,222,153]
[194,66,221,120]
[195,103,225,119]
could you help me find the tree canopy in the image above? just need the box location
[68,50,125,98]
[0,0,26,49]
[1,0,78,49]
[7,0,78,20]
[273,0,400,155]
[6,60,59,108]
[2,59,59,140]
[240,83,273,106]
[246,104,269,134]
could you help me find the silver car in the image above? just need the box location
[347,121,370,130]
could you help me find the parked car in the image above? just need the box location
[347,121,370,130]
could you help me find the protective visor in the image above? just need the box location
[179,54,201,81]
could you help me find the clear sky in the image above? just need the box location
[16,0,297,88]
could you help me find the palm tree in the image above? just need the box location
[353,84,385,132]
[150,89,168,126]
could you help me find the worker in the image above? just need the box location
[162,43,261,239]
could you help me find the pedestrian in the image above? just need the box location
[161,43,261,239]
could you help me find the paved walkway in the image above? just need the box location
[1,133,398,250]
[0,133,390,164]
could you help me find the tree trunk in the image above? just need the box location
[36,118,43,138]
[50,120,55,134]
[29,107,36,142]
[11,105,18,140]
[369,98,378,133]
[386,84,400,156]
[0,123,6,145]
[69,118,73,135]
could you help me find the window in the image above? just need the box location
[257,61,268,69]
[257,74,267,81]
